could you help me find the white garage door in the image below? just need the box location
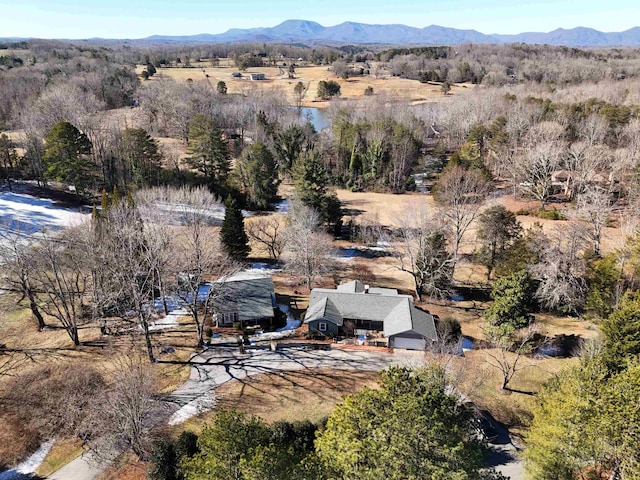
[392,336,426,350]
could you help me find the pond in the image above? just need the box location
[298,107,330,131]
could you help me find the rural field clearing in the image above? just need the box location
[136,63,474,106]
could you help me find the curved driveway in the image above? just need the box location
[165,346,420,424]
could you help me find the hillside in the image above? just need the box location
[140,20,640,46]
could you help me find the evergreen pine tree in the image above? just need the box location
[221,196,250,259]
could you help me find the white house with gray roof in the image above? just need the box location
[304,280,437,350]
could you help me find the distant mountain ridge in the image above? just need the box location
[142,20,640,46]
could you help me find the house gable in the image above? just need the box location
[305,281,437,343]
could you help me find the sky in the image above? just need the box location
[2,0,640,39]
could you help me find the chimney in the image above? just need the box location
[364,284,370,294]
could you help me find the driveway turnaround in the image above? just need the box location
[165,346,422,424]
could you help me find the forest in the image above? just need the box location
[1,37,640,480]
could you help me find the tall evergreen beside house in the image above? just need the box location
[221,195,250,259]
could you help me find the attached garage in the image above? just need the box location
[389,334,427,351]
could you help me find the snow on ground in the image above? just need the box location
[148,308,189,331]
[148,202,253,226]
[167,394,217,426]
[249,329,297,342]
[274,199,290,213]
[0,192,86,236]
[0,439,54,480]
[276,303,301,332]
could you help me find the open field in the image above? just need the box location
[136,63,474,107]
[0,49,30,56]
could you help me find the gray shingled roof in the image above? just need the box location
[213,277,275,321]
[336,280,365,293]
[305,282,436,340]
[335,280,398,296]
[304,297,344,326]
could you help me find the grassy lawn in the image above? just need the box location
[169,369,379,436]
[35,439,83,478]
[449,349,578,439]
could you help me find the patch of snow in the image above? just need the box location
[219,269,273,281]
[249,329,297,342]
[275,303,301,331]
[0,192,86,236]
[167,393,216,426]
[148,308,190,331]
[0,439,54,480]
[151,201,225,225]
[274,199,290,213]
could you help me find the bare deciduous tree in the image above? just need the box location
[95,203,158,361]
[393,206,454,301]
[575,187,614,256]
[434,165,490,269]
[577,113,608,147]
[0,229,46,330]
[138,187,237,348]
[32,230,90,346]
[531,224,588,313]
[82,353,167,462]
[283,201,335,290]
[246,215,285,261]
[519,141,564,207]
[565,142,610,199]
[485,324,539,391]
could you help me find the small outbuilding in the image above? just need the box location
[249,72,266,81]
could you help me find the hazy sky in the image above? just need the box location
[3,0,640,39]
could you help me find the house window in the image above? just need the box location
[319,322,328,332]
[222,312,239,324]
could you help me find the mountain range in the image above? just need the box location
[141,20,640,47]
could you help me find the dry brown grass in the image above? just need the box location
[173,369,379,435]
[35,439,84,478]
[136,64,474,107]
[452,349,578,438]
[96,452,148,480]
[0,301,193,468]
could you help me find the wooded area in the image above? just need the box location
[2,37,640,480]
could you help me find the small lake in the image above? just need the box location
[298,107,330,131]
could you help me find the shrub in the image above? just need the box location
[537,208,564,220]
[317,80,341,99]
[148,439,177,480]
[436,317,462,343]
